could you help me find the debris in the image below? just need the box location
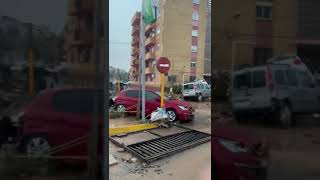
[117,148,126,152]
[109,154,118,166]
[121,154,133,162]
[130,157,138,163]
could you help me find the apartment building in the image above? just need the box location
[212,0,297,72]
[129,0,208,88]
[63,0,104,87]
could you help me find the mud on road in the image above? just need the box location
[109,100,211,180]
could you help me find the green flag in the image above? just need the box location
[142,0,156,25]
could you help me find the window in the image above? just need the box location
[53,90,101,115]
[252,71,266,88]
[126,90,139,98]
[190,76,196,82]
[256,5,272,19]
[192,0,200,4]
[191,62,196,68]
[196,84,201,89]
[145,91,158,100]
[191,46,198,52]
[192,12,199,20]
[184,84,194,90]
[286,69,298,86]
[234,72,251,89]
[192,30,198,37]
[275,70,286,85]
[168,75,177,82]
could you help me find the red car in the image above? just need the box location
[114,89,194,122]
[213,125,269,180]
[18,88,104,166]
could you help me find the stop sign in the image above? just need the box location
[156,57,170,73]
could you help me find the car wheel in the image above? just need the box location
[116,104,126,112]
[166,109,177,122]
[197,94,203,102]
[24,136,51,157]
[278,102,292,128]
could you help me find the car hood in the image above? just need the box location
[213,125,260,145]
[165,99,192,108]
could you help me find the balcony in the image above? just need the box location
[68,0,94,16]
[131,58,139,66]
[131,37,139,47]
[145,23,155,36]
[145,51,155,61]
[145,36,155,48]
[71,30,93,47]
[145,66,155,74]
[131,25,140,36]
[131,48,139,56]
[131,12,141,26]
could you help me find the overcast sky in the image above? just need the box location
[109,0,141,71]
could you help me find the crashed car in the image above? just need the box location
[212,125,269,180]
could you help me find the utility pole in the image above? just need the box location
[27,23,34,97]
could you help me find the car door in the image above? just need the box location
[232,71,252,111]
[249,68,271,109]
[124,90,139,113]
[51,90,93,158]
[285,68,301,112]
[296,70,319,113]
[145,91,161,116]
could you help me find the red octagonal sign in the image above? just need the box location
[156,57,171,73]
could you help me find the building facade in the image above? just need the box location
[63,0,104,87]
[212,0,297,72]
[129,0,208,88]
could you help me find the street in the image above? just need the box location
[214,102,320,180]
[109,101,211,180]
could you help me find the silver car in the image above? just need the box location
[182,80,211,101]
[231,55,320,127]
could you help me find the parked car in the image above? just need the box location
[231,55,320,127]
[182,80,211,101]
[114,89,194,122]
[18,88,104,166]
[212,125,269,180]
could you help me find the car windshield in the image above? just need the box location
[183,84,194,90]
[155,92,169,100]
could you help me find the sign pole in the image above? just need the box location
[160,73,165,108]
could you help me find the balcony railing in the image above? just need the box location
[145,66,155,74]
[145,51,155,60]
[145,23,155,36]
[131,25,140,36]
[145,36,155,48]
[131,12,141,25]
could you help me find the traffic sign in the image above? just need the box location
[156,57,170,73]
